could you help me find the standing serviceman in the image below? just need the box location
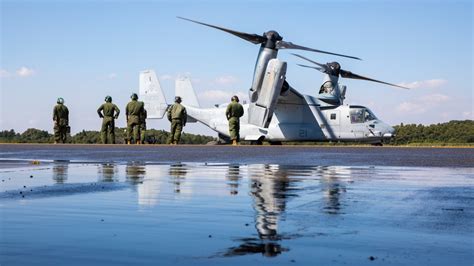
[126,93,144,144]
[97,95,120,144]
[167,96,187,145]
[139,107,147,144]
[226,95,244,145]
[53,97,69,144]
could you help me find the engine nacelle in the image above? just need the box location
[248,59,287,128]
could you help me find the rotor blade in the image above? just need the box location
[339,69,410,89]
[296,64,326,73]
[279,41,362,60]
[177,16,266,45]
[291,53,328,68]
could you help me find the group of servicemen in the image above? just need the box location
[53,94,244,145]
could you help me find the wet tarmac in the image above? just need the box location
[1,144,473,167]
[0,145,473,265]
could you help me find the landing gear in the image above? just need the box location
[250,140,263,145]
[371,142,383,146]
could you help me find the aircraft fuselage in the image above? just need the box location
[185,94,395,143]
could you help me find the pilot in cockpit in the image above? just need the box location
[319,81,335,94]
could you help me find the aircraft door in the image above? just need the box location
[326,110,340,138]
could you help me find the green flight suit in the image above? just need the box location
[167,103,187,144]
[97,102,120,144]
[140,108,147,143]
[53,103,69,143]
[226,101,244,141]
[126,100,144,143]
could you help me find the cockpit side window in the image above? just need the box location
[319,81,335,94]
[350,109,364,123]
[350,107,377,123]
[364,110,376,121]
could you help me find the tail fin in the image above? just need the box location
[139,70,168,119]
[175,76,200,108]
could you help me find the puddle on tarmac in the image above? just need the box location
[0,162,473,265]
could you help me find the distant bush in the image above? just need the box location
[0,127,215,145]
[1,120,472,145]
[392,120,474,145]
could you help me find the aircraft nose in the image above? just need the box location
[383,125,396,138]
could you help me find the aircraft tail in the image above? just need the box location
[139,70,168,119]
[175,76,200,108]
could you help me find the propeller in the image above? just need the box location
[177,16,361,60]
[293,53,410,89]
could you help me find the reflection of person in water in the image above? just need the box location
[52,162,69,184]
[319,166,347,215]
[125,163,146,184]
[98,163,117,182]
[169,164,187,193]
[222,165,297,257]
[226,165,241,195]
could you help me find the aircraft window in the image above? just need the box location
[319,81,335,94]
[350,107,377,123]
[350,109,364,123]
[364,109,377,121]
[330,113,336,120]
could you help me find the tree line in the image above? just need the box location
[390,120,474,145]
[0,120,472,145]
[0,128,215,144]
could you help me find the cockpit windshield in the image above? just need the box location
[319,81,336,95]
[350,107,377,123]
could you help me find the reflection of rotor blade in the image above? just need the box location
[177,16,266,44]
[340,69,410,89]
[297,64,326,73]
[292,53,328,69]
[279,41,361,60]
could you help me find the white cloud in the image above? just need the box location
[214,75,239,85]
[397,79,447,89]
[201,89,247,104]
[396,101,426,114]
[0,69,11,78]
[16,66,35,77]
[462,111,473,119]
[107,73,118,79]
[396,93,450,115]
[420,93,450,104]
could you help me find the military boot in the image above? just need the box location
[232,140,237,146]
[127,140,131,145]
[137,140,141,145]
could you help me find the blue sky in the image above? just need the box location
[1,0,472,135]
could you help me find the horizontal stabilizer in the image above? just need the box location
[175,76,200,108]
[139,70,168,119]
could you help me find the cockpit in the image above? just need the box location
[319,81,336,95]
[349,106,377,123]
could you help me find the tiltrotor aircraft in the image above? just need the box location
[140,17,408,144]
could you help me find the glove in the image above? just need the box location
[114,115,118,119]
[99,114,104,118]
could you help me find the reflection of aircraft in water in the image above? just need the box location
[98,163,118,182]
[125,163,163,207]
[221,165,301,257]
[52,161,69,184]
